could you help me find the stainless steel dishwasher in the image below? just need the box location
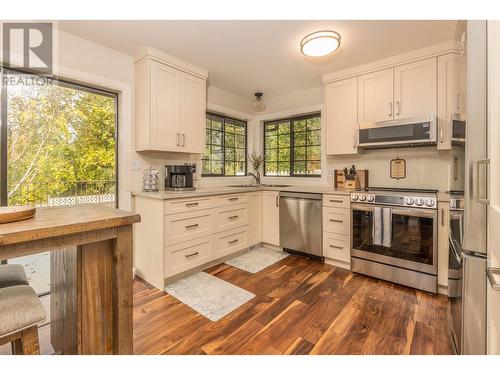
[279,192,323,258]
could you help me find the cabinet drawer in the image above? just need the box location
[216,193,248,206]
[164,196,214,215]
[214,204,248,233]
[215,227,248,258]
[323,207,350,235]
[323,194,350,208]
[165,210,213,245]
[323,233,350,263]
[165,237,214,277]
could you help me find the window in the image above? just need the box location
[202,113,247,176]
[264,113,321,177]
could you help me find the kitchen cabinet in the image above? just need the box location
[437,201,450,292]
[248,191,263,246]
[356,58,437,125]
[357,68,394,124]
[322,195,351,270]
[262,191,280,247]
[437,53,464,150]
[394,58,437,119]
[135,53,207,153]
[325,77,358,155]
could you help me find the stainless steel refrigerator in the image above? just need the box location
[448,20,489,355]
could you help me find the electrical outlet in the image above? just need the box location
[131,159,142,171]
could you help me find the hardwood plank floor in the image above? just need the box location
[0,254,454,355]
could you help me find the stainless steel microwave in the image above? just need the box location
[358,115,436,149]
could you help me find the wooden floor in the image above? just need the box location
[1,254,454,355]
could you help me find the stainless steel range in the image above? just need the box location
[350,187,438,293]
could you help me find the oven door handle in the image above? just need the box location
[390,207,437,218]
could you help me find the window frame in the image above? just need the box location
[263,112,321,178]
[202,112,248,177]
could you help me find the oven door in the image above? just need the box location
[351,203,438,275]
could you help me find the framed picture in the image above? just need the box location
[390,158,406,180]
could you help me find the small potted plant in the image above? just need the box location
[248,152,265,185]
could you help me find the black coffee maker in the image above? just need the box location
[164,164,196,191]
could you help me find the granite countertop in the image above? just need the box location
[131,185,352,200]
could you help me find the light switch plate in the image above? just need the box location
[327,169,335,176]
[131,159,142,171]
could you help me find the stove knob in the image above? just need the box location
[415,198,424,206]
[351,193,359,201]
[359,194,367,201]
[405,197,414,205]
[367,195,375,202]
[425,199,435,207]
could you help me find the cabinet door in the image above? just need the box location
[358,68,394,124]
[394,58,437,119]
[150,60,181,151]
[262,191,280,246]
[325,78,358,155]
[180,72,206,153]
[437,54,461,150]
[248,192,262,246]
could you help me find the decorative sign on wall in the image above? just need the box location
[390,158,406,180]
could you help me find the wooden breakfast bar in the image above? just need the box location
[0,204,140,355]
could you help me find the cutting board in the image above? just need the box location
[0,205,36,224]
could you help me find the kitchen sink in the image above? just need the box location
[226,184,291,188]
[226,184,260,188]
[261,184,291,188]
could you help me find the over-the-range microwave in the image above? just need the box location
[358,115,436,149]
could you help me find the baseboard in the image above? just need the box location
[324,257,351,270]
[438,284,448,296]
[260,243,284,252]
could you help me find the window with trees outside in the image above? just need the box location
[1,68,118,296]
[264,113,321,177]
[202,113,247,176]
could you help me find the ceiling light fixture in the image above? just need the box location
[300,30,341,57]
[254,92,266,113]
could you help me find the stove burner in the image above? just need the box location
[352,187,438,209]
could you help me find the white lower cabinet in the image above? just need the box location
[134,191,261,289]
[322,195,351,269]
[262,191,280,246]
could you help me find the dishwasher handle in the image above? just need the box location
[279,192,323,200]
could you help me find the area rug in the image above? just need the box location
[165,272,255,321]
[225,247,289,274]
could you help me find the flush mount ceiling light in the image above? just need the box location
[300,30,341,57]
[254,92,266,113]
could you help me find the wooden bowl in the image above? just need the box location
[0,205,36,224]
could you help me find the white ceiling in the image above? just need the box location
[58,20,459,100]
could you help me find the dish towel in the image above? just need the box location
[382,207,392,247]
[373,207,383,246]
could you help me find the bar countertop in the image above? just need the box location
[0,204,141,246]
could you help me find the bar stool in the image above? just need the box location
[0,285,46,354]
[0,264,29,288]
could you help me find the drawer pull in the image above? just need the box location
[185,223,200,229]
[330,199,343,204]
[329,219,343,223]
[228,239,239,245]
[228,197,239,201]
[185,202,199,207]
[185,251,199,258]
[228,215,239,220]
[329,244,343,250]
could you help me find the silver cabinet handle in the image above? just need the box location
[330,219,343,223]
[396,100,401,116]
[228,239,239,245]
[176,133,180,147]
[182,133,186,147]
[330,199,343,204]
[441,209,444,226]
[228,197,238,201]
[476,159,490,205]
[440,127,444,143]
[185,202,199,207]
[185,223,199,229]
[276,195,279,207]
[487,267,500,291]
[228,215,239,220]
[389,102,393,117]
[457,93,461,111]
[185,251,199,258]
[329,244,343,250]
[453,157,459,181]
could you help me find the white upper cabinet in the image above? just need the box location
[180,72,206,153]
[135,48,208,153]
[357,68,394,124]
[437,53,462,150]
[394,57,437,119]
[325,77,358,155]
